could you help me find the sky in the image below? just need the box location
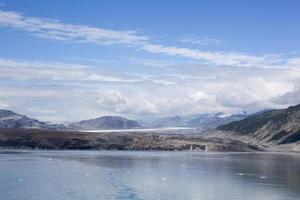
[0,0,300,123]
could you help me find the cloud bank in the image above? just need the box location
[0,57,299,122]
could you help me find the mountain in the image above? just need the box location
[152,116,187,128]
[0,109,66,131]
[217,104,300,144]
[68,116,141,130]
[187,112,248,129]
[151,112,248,129]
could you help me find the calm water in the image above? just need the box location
[0,151,300,200]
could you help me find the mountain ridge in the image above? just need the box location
[151,112,249,129]
[217,104,300,144]
[0,109,66,131]
[152,116,187,128]
[68,116,141,130]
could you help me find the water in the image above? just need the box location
[1,151,300,200]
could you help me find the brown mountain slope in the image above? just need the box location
[217,104,300,144]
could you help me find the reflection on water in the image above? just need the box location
[0,150,300,200]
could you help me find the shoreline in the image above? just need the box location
[1,149,300,156]
[1,128,299,152]
[0,128,262,152]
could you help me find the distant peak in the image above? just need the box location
[0,109,19,117]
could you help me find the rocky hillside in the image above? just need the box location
[0,128,262,152]
[218,104,300,144]
[68,116,141,130]
[0,109,66,131]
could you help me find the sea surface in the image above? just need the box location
[0,150,300,200]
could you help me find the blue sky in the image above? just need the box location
[0,0,300,122]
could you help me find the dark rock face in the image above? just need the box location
[68,116,141,130]
[218,104,300,144]
[0,109,66,131]
[0,128,263,152]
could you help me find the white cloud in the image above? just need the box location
[1,62,299,121]
[284,58,300,69]
[96,90,159,116]
[149,79,176,86]
[0,55,299,121]
[97,90,128,107]
[0,58,185,86]
[128,58,170,68]
[0,10,148,45]
[272,87,300,106]
[0,57,89,69]
[181,36,223,46]
[0,87,62,98]
[190,91,215,101]
[0,58,141,83]
[141,44,280,67]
